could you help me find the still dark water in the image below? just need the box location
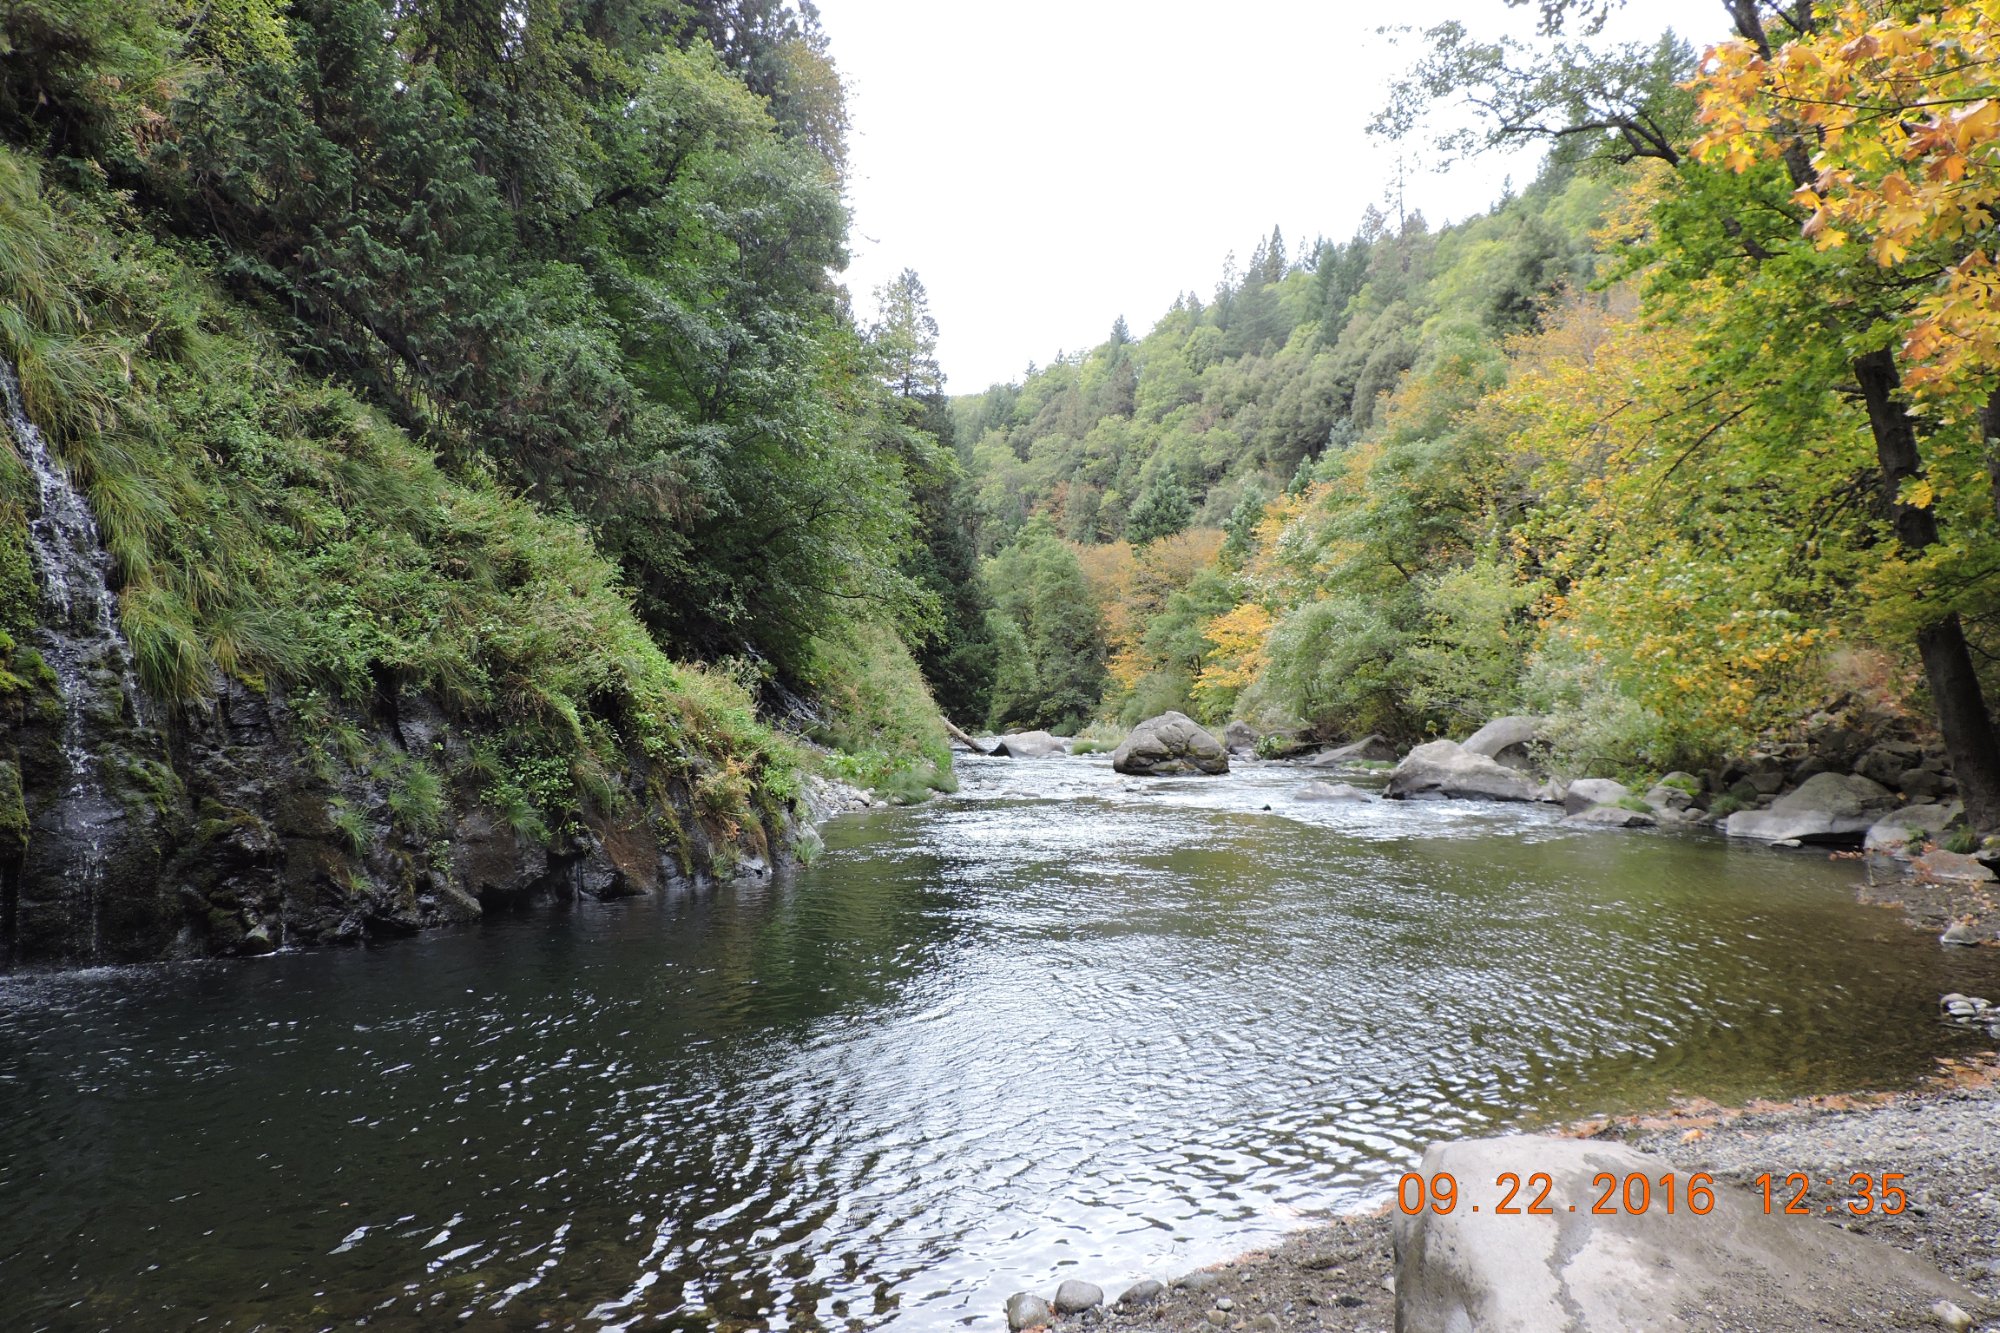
[6,756,1998,1331]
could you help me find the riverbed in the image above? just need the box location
[4,754,1997,1330]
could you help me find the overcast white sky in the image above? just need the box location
[815,0,1702,391]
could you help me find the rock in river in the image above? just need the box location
[1112,712,1229,776]
[1394,1136,1980,1332]
[1308,733,1398,767]
[1723,771,1898,845]
[1053,1279,1103,1313]
[1006,1291,1053,1330]
[1385,740,1543,803]
[1223,720,1258,754]
[1562,778,1630,815]
[1297,781,1372,802]
[992,730,1068,759]
[1864,801,1964,854]
[1561,804,1656,829]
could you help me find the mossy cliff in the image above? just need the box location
[0,150,933,965]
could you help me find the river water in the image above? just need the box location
[5,755,1997,1331]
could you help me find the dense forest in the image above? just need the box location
[948,0,2000,835]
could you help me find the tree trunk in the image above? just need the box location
[941,716,992,755]
[1854,349,2000,831]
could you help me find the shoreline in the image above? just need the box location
[1064,1056,2000,1333]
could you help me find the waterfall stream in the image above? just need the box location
[3,357,145,959]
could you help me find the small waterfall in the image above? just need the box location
[3,356,145,959]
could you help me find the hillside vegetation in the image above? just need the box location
[954,1,2000,831]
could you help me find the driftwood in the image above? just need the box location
[942,716,994,755]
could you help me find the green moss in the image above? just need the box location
[0,757,26,857]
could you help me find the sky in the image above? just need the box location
[814,0,1700,391]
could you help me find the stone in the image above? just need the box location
[1561,804,1657,829]
[1215,1296,1234,1311]
[1386,740,1544,803]
[1204,1312,1228,1328]
[1643,782,1693,814]
[239,921,276,955]
[1053,1279,1103,1314]
[1858,741,1924,788]
[992,730,1068,759]
[1459,716,1546,771]
[1223,720,1259,754]
[1111,712,1230,776]
[1308,734,1398,767]
[1297,781,1372,802]
[1915,851,1997,885]
[1175,1270,1222,1293]
[1005,1291,1053,1330]
[1940,920,1983,946]
[1901,768,1947,802]
[1747,767,1787,795]
[1117,1279,1166,1307]
[1791,754,1831,784]
[1393,1136,1979,1333]
[1563,778,1630,815]
[1723,771,1898,845]
[1934,1299,1976,1331]
[1864,802,1965,855]
[1250,1316,1281,1332]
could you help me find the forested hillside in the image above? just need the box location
[0,0,967,960]
[955,0,2000,834]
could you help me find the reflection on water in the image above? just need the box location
[4,754,1997,1331]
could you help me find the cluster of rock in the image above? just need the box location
[1941,992,2000,1038]
[1006,1277,1165,1329]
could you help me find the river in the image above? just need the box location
[4,754,1996,1330]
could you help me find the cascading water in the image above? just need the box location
[2,355,147,960]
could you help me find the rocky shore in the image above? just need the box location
[1007,1058,2000,1332]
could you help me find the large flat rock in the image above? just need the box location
[1386,740,1543,803]
[1724,771,1898,845]
[1394,1136,1982,1332]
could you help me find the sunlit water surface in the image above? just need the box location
[5,755,1998,1331]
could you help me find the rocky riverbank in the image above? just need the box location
[1013,1057,2000,1332]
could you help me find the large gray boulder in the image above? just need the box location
[1111,712,1229,776]
[1386,740,1543,803]
[1308,733,1399,767]
[1561,804,1656,829]
[1563,778,1630,815]
[1223,720,1259,754]
[1394,1136,1980,1332]
[992,730,1068,759]
[1724,771,1899,845]
[1460,715,1547,771]
[1865,801,1965,854]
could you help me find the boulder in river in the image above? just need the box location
[1459,716,1547,771]
[1394,1136,1980,1332]
[1562,778,1630,815]
[1111,712,1229,776]
[1385,740,1543,803]
[1297,781,1372,802]
[1307,734,1398,767]
[1223,720,1259,754]
[992,730,1068,759]
[1722,771,1898,845]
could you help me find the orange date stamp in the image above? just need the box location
[1396,1170,1910,1217]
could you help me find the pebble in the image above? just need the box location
[1006,1291,1053,1331]
[1940,921,1980,946]
[1117,1279,1165,1307]
[1054,1279,1103,1314]
[1931,1299,1974,1331]
[1205,1312,1229,1328]
[1250,1316,1282,1331]
[1216,1296,1235,1311]
[1176,1270,1223,1293]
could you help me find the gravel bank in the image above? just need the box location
[1062,1057,2000,1333]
